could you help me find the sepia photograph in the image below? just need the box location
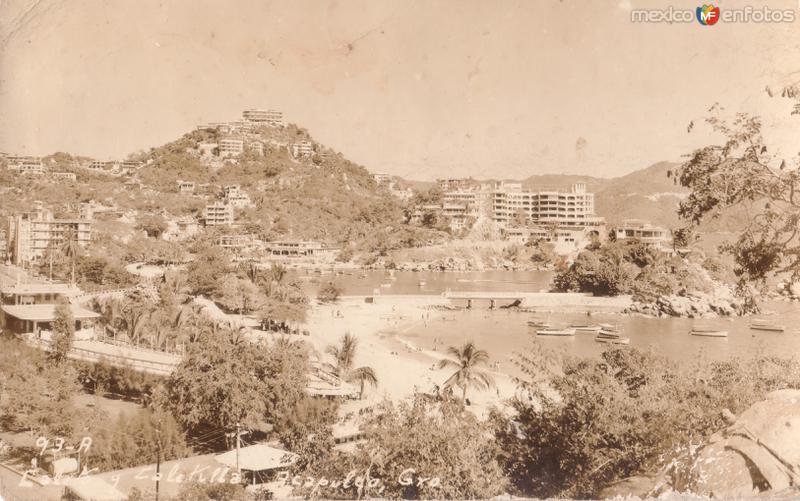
[2,0,800,500]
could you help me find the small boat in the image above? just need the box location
[595,335,631,345]
[527,319,552,328]
[570,324,602,334]
[690,328,729,338]
[418,280,426,287]
[750,319,785,332]
[380,283,392,288]
[536,328,576,337]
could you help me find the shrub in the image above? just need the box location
[317,281,343,303]
[494,346,800,499]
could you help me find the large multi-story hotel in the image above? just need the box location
[242,109,283,126]
[492,182,603,228]
[9,157,45,175]
[5,202,92,266]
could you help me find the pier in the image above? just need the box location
[444,291,526,309]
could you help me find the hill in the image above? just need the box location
[0,122,445,265]
[594,161,688,228]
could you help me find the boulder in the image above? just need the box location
[655,389,800,498]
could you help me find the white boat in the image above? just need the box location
[595,335,631,345]
[690,328,729,338]
[570,324,602,334]
[418,280,426,287]
[750,319,785,332]
[536,328,576,337]
[527,319,552,328]
[380,283,392,288]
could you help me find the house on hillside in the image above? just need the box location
[176,180,195,193]
[219,138,244,158]
[202,202,234,226]
[291,141,314,159]
[613,219,673,251]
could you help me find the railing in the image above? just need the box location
[67,347,176,376]
[22,336,178,376]
[93,335,185,356]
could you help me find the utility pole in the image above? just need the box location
[155,424,162,501]
[235,422,241,475]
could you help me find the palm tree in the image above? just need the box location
[437,341,494,403]
[60,228,81,285]
[325,333,379,399]
[349,366,379,400]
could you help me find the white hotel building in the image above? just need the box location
[492,182,604,229]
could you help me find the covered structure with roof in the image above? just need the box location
[1,303,100,340]
[215,443,299,485]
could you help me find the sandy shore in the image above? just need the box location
[304,295,518,419]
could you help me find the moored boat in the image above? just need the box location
[536,328,576,337]
[595,335,630,345]
[690,328,729,338]
[570,324,602,334]
[750,319,785,332]
[527,319,552,329]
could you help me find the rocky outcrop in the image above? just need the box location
[764,279,800,302]
[657,389,800,499]
[625,283,754,318]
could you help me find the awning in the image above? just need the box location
[64,476,127,501]
[215,444,298,471]
[1,304,101,322]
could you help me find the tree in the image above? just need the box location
[436,341,494,402]
[162,330,308,431]
[317,281,343,303]
[83,408,190,472]
[676,109,800,283]
[120,289,155,346]
[217,274,265,314]
[186,245,230,297]
[325,333,378,399]
[493,346,800,499]
[136,214,168,238]
[60,227,82,285]
[48,298,75,364]
[301,396,507,500]
[1,337,79,436]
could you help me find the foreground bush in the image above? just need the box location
[493,346,800,499]
[299,396,507,500]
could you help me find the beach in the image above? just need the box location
[305,295,519,418]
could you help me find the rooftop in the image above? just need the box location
[1,304,101,322]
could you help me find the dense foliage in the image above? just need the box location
[160,330,308,431]
[83,408,190,472]
[553,239,721,301]
[493,346,800,499]
[301,396,507,500]
[677,108,800,284]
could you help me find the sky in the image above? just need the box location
[1,0,800,181]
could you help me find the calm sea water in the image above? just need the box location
[295,270,800,368]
